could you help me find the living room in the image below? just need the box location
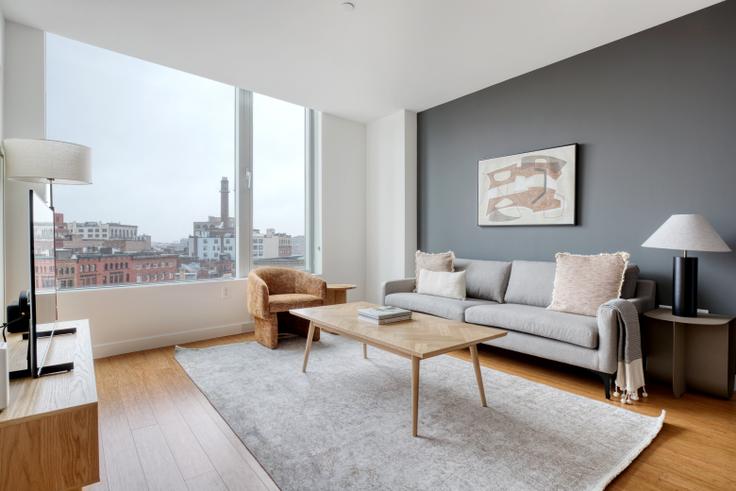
[0,1,734,490]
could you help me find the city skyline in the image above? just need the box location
[44,208,306,290]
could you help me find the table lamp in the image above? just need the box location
[2,138,92,209]
[642,214,731,317]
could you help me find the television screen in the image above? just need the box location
[10,191,73,379]
[30,192,57,299]
[28,190,66,377]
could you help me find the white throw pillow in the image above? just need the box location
[417,269,467,300]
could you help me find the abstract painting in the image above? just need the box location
[477,144,576,226]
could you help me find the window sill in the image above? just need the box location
[56,277,247,296]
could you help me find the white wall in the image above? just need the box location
[58,279,249,358]
[0,12,5,313]
[318,112,366,301]
[365,110,417,302]
[3,21,47,306]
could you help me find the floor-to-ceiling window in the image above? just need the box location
[252,93,306,270]
[45,33,313,290]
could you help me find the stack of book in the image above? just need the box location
[357,306,412,325]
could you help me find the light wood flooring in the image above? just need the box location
[86,333,735,490]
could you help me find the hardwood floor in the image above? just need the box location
[86,333,735,490]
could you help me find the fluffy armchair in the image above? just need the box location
[247,267,327,349]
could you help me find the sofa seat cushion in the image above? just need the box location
[385,293,496,321]
[269,293,323,313]
[465,303,598,349]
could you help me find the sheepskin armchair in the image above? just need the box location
[247,267,327,349]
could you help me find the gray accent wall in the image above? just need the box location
[418,1,736,314]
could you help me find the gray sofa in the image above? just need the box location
[381,258,656,398]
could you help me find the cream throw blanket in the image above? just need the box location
[599,299,647,404]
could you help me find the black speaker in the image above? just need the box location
[673,256,697,317]
[6,291,30,333]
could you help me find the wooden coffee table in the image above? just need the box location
[290,301,507,436]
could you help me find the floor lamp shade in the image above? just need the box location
[642,214,731,317]
[3,138,92,185]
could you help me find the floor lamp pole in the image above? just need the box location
[47,177,55,210]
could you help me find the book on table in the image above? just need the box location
[357,306,412,320]
[358,313,412,325]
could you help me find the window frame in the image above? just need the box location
[235,89,253,279]
[239,90,316,276]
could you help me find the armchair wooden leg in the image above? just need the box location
[255,315,279,349]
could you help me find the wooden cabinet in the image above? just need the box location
[0,320,99,491]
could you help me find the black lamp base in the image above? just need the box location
[673,256,697,317]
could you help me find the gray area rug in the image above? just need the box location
[175,334,664,491]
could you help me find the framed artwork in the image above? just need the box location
[477,144,577,226]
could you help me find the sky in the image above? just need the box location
[46,34,305,243]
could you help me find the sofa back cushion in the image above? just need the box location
[621,264,640,299]
[453,258,512,303]
[502,259,641,306]
[504,260,557,307]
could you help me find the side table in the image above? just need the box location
[644,308,735,398]
[325,283,356,305]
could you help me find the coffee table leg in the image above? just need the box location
[470,344,487,407]
[412,356,420,437]
[363,343,367,359]
[302,321,316,373]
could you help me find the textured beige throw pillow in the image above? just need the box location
[548,252,630,316]
[414,250,455,290]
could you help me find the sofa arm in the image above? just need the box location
[247,272,270,319]
[296,273,327,300]
[628,279,657,313]
[596,308,619,374]
[380,278,415,304]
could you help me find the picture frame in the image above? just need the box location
[477,144,577,226]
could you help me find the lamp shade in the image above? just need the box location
[642,214,731,253]
[3,138,91,184]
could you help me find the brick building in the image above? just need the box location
[130,254,178,284]
[44,251,179,289]
[33,257,57,290]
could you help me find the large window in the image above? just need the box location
[252,94,306,270]
[45,34,312,289]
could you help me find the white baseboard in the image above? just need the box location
[92,322,255,359]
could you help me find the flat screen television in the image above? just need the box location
[9,190,75,379]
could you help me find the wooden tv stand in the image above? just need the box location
[0,319,99,491]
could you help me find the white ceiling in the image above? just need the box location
[0,0,722,122]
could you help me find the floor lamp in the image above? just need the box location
[2,138,92,210]
[1,138,92,343]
